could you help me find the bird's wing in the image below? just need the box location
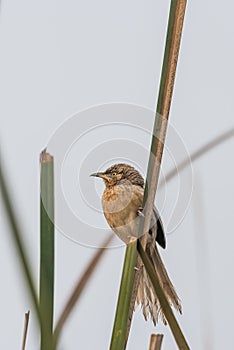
[131,185,166,249]
[150,206,166,249]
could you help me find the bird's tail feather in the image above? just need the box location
[136,243,182,325]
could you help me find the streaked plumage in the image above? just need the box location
[91,163,182,324]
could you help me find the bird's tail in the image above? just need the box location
[135,243,182,325]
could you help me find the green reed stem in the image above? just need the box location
[110,1,187,349]
[109,240,137,350]
[39,150,55,350]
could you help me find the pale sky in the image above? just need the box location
[0,1,234,349]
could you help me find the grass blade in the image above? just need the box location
[53,234,114,346]
[40,149,55,350]
[138,241,189,350]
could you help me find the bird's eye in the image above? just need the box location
[112,172,117,177]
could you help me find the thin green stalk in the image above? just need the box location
[109,240,138,350]
[110,1,187,349]
[138,241,190,350]
[40,150,55,350]
[0,155,41,325]
[142,0,187,246]
[128,0,187,335]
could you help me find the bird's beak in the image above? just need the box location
[90,172,106,178]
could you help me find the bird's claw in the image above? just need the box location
[137,208,144,217]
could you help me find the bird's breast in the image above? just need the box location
[102,184,144,243]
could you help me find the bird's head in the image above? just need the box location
[90,163,144,188]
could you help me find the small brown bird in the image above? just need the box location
[91,163,182,324]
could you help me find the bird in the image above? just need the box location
[90,163,182,325]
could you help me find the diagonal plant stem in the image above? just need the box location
[159,127,234,188]
[21,311,30,350]
[53,233,114,347]
[138,241,189,350]
[127,0,187,341]
[140,0,187,247]
[0,155,42,325]
[53,122,230,348]
[110,1,187,349]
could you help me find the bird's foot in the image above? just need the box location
[137,207,144,217]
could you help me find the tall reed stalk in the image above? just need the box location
[40,150,55,350]
[110,1,187,349]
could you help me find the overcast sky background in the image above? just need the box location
[1,1,234,349]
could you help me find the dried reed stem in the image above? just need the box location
[53,234,114,346]
[127,0,187,340]
[21,311,30,350]
[148,334,164,350]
